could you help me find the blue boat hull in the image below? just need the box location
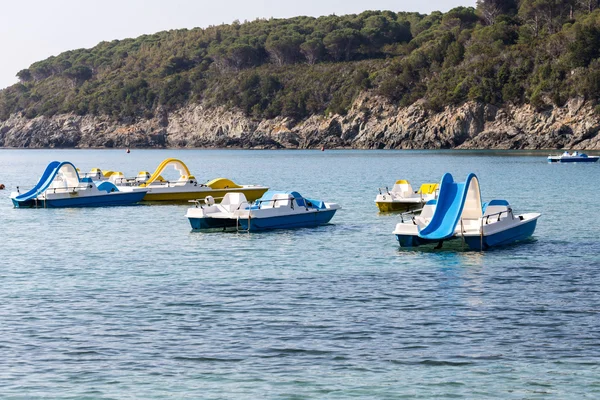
[464,218,538,250]
[238,209,337,231]
[188,217,237,230]
[11,192,146,208]
[395,235,439,248]
[395,218,538,250]
[548,157,599,163]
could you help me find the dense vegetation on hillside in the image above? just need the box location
[3,0,600,122]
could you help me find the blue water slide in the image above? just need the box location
[13,161,81,201]
[418,173,479,240]
[13,161,62,201]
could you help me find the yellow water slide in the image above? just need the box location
[140,158,192,187]
[137,158,268,202]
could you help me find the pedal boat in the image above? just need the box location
[186,191,341,231]
[375,180,439,212]
[80,168,110,181]
[10,161,147,208]
[547,152,599,163]
[114,158,269,202]
[392,173,540,250]
[80,168,136,183]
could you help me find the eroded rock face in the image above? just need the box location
[1,94,599,149]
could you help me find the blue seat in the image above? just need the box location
[97,182,119,193]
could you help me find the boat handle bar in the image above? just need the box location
[399,208,423,223]
[483,208,514,224]
[48,185,94,193]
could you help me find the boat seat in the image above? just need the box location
[109,172,126,184]
[420,200,436,219]
[220,193,248,212]
[391,180,413,197]
[274,199,290,208]
[288,191,306,208]
[414,216,428,228]
[263,194,291,208]
[414,199,436,227]
[97,182,119,193]
[483,199,510,219]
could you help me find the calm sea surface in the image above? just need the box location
[0,149,599,399]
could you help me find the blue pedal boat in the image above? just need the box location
[186,191,341,231]
[10,161,148,208]
[392,173,540,250]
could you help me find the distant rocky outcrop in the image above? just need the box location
[1,94,599,150]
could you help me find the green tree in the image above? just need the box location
[569,23,600,67]
[16,69,32,82]
[63,66,93,84]
[300,38,325,64]
[324,29,361,61]
[265,33,304,65]
[476,0,518,25]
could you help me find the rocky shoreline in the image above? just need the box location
[1,93,599,150]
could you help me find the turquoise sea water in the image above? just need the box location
[0,149,599,399]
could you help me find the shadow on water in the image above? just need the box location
[188,222,343,242]
[395,237,539,254]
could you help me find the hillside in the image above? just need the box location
[2,1,600,149]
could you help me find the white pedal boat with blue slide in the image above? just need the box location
[392,173,540,250]
[186,191,341,231]
[10,161,147,208]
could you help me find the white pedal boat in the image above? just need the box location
[11,161,147,208]
[375,180,439,212]
[547,151,599,163]
[186,191,341,231]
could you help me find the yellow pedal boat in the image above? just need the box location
[113,158,268,202]
[375,180,439,212]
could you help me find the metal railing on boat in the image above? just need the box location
[114,177,205,187]
[378,186,439,201]
[399,209,423,224]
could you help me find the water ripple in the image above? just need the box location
[0,149,599,398]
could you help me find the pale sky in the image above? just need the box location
[0,0,474,89]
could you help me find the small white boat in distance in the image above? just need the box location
[547,151,599,163]
[375,180,439,212]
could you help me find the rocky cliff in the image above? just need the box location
[1,93,599,150]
